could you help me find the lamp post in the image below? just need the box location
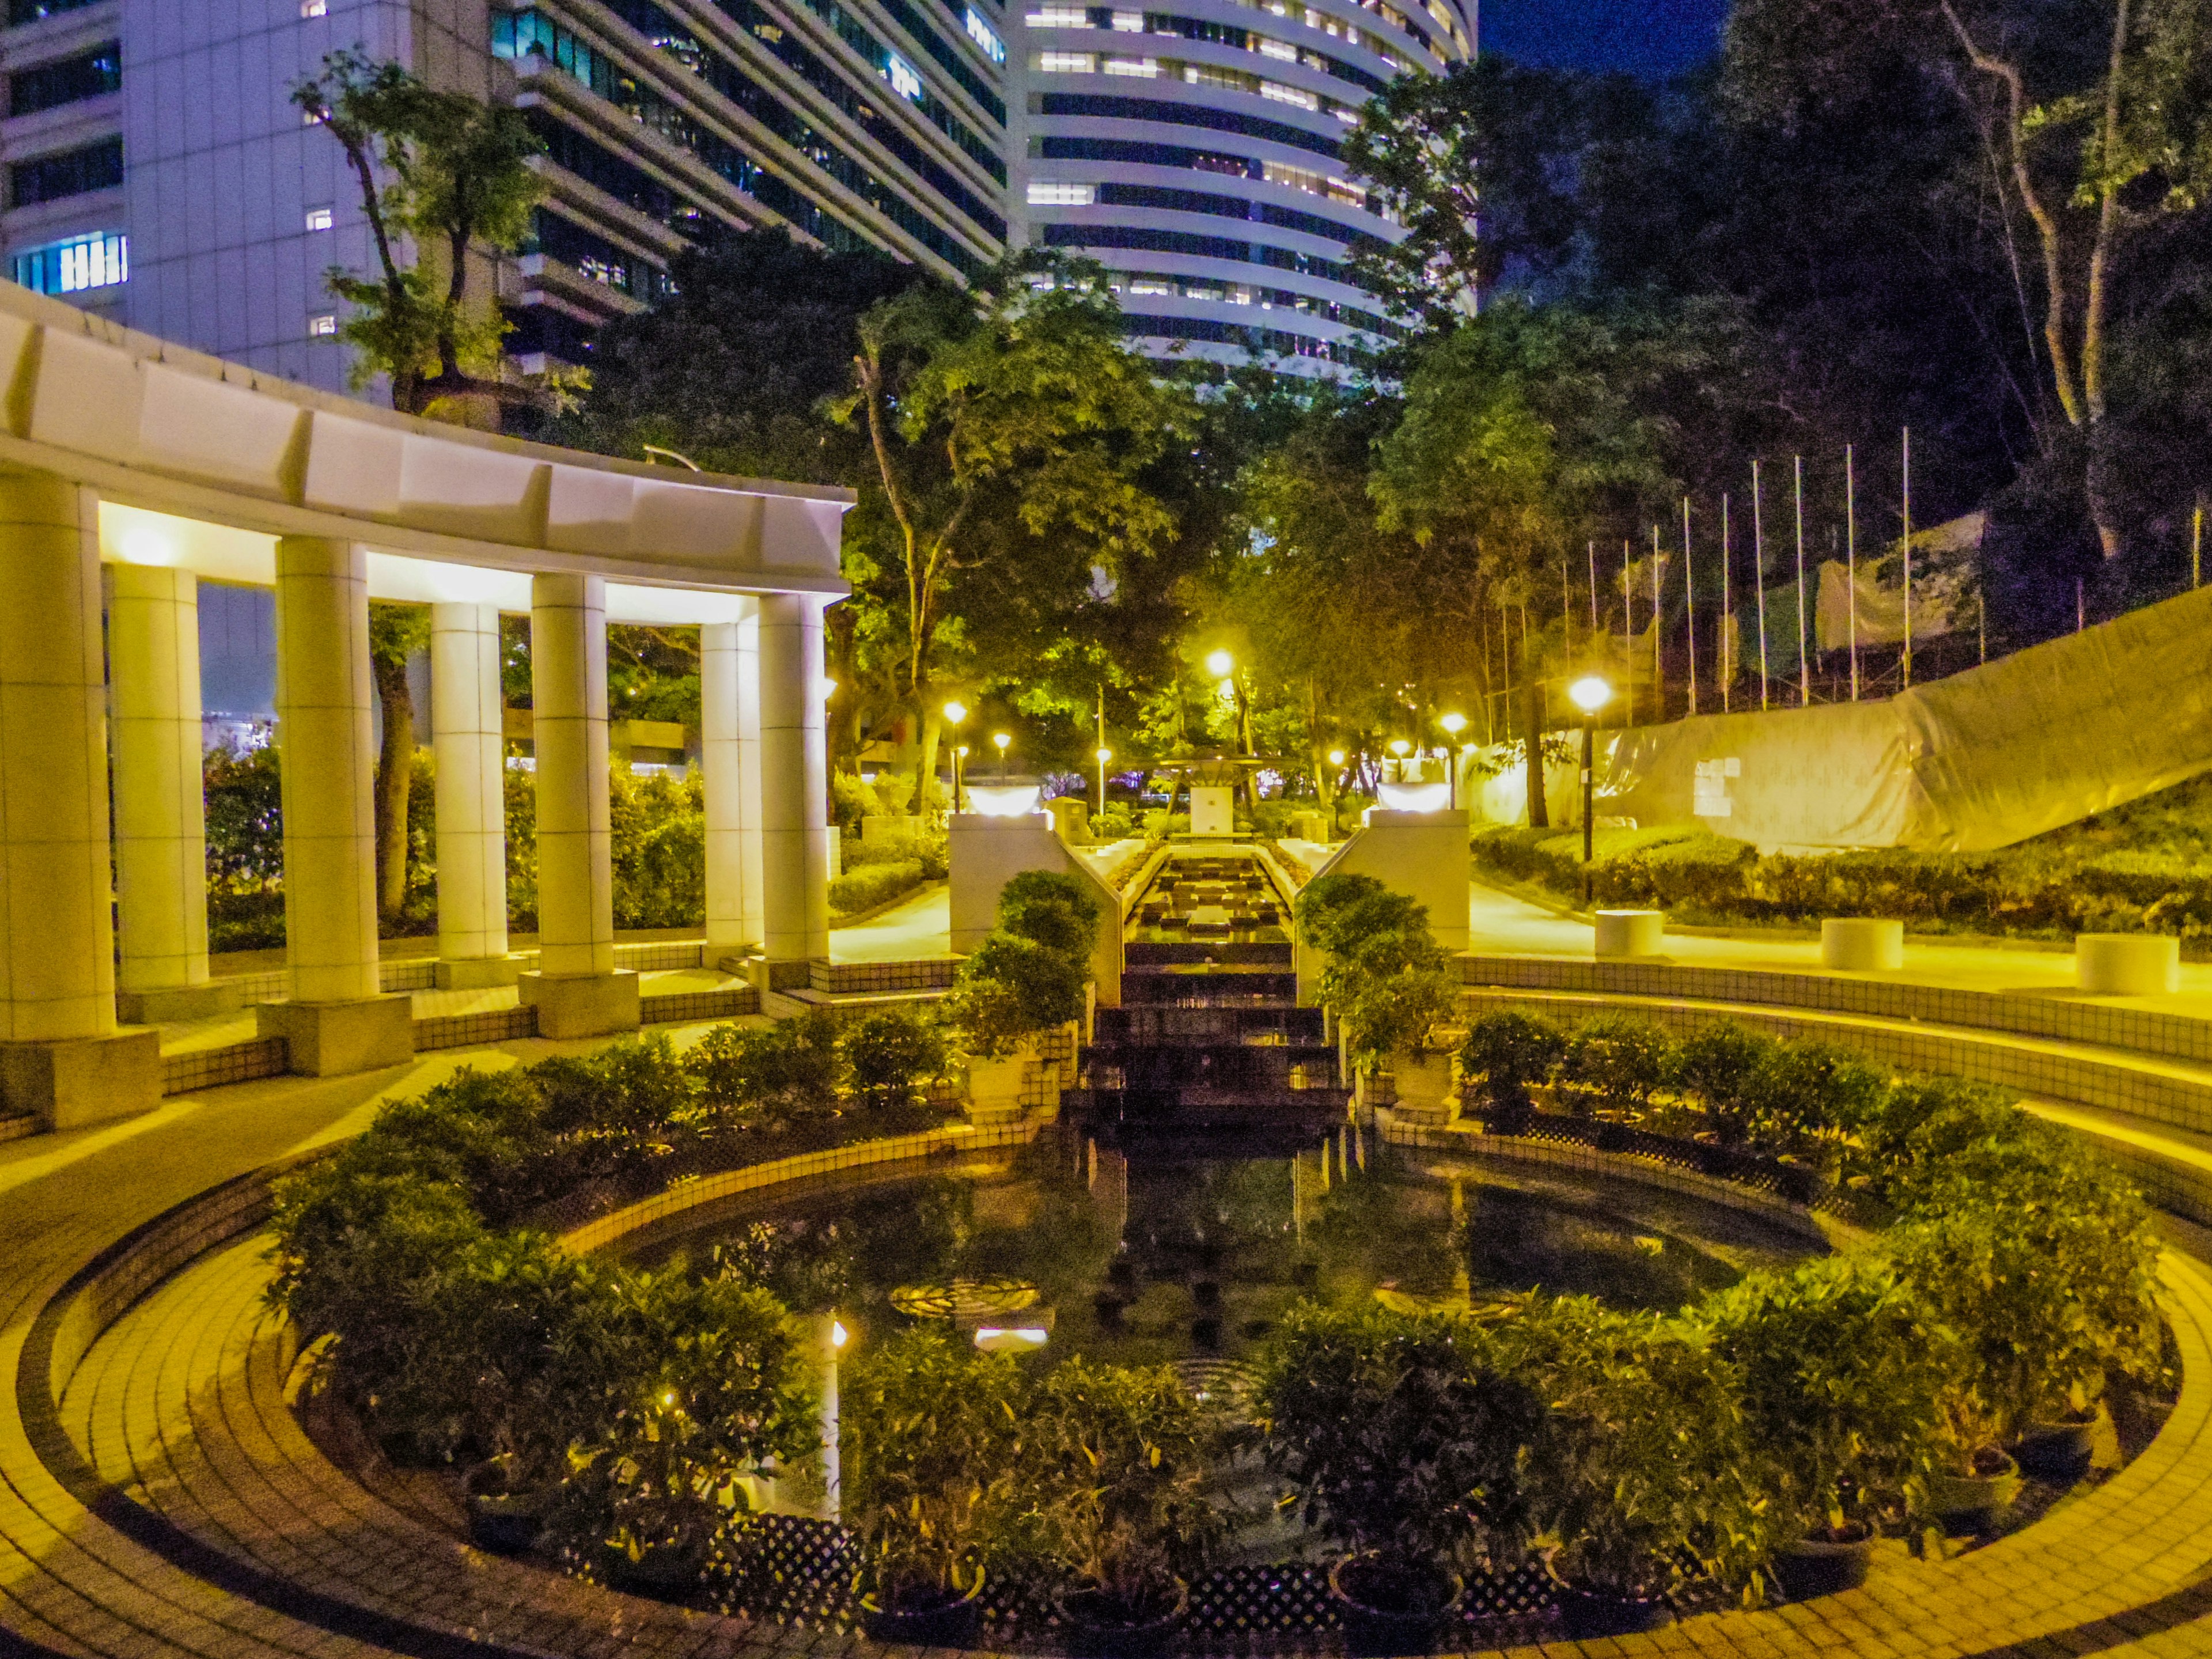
[1206,648,1253,755]
[942,700,968,812]
[1095,747,1112,815]
[1439,713,1467,808]
[993,730,1010,781]
[1567,676,1612,904]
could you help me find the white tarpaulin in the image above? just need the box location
[1573,577,2212,851]
[1814,514,1981,653]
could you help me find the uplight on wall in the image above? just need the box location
[964,783,1044,816]
[973,1326,1051,1351]
[1376,780,1451,812]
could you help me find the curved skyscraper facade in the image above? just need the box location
[1009,0,1474,372]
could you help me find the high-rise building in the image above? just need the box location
[0,0,1010,393]
[1005,0,1474,373]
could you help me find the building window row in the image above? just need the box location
[1026,9,1392,92]
[1109,264,1397,333]
[1034,90,1343,159]
[743,0,1005,170]
[528,207,681,300]
[10,132,119,206]
[592,0,1007,241]
[1125,309,1346,360]
[495,9,986,270]
[1040,217,1353,284]
[1032,132,1357,203]
[9,37,119,115]
[1028,51,1361,125]
[1094,178,1382,241]
[528,106,720,234]
[10,227,124,293]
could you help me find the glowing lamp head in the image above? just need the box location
[1205,649,1234,678]
[1096,747,1112,763]
[831,1319,849,1349]
[1388,739,1411,757]
[992,731,1011,753]
[1568,676,1613,715]
[1328,749,1346,767]
[1440,713,1467,737]
[824,679,839,701]
[957,745,970,758]
[943,700,968,725]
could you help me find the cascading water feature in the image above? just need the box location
[1076,848,1349,1135]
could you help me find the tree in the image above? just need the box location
[834,255,1191,808]
[293,51,564,426]
[369,603,431,926]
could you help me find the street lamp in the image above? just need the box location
[943,700,968,811]
[993,730,1011,780]
[1205,649,1234,679]
[1439,713,1467,809]
[1095,747,1112,815]
[1567,675,1613,903]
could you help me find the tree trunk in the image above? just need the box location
[911,700,944,813]
[827,604,860,776]
[1522,672,1549,829]
[372,654,415,925]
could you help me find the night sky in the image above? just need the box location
[1479,0,1731,77]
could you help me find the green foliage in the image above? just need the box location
[1703,1256,1956,1539]
[1558,1015,1673,1116]
[1020,1358,1224,1613]
[948,933,1087,1056]
[1295,873,1389,950]
[1315,890,1457,1070]
[830,860,926,917]
[842,1009,950,1110]
[1090,805,1135,842]
[998,869,1103,960]
[841,1326,1025,1604]
[687,1010,842,1124]
[1456,1010,1567,1114]
[1672,1024,1782,1145]
[1251,1303,1544,1572]
[609,768,706,929]
[204,743,287,951]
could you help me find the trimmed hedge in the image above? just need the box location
[830,859,926,916]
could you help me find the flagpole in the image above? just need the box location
[1622,539,1634,727]
[1846,443,1859,703]
[1902,426,1912,689]
[1587,540,1599,632]
[1651,525,1664,718]
[1794,456,1809,706]
[1683,498,1698,716]
[1721,493,1733,714]
[1753,460,1770,711]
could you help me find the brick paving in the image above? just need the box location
[11,976,2212,1654]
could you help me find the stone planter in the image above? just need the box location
[1821,917,1904,971]
[1771,1525,1873,1600]
[1929,1449,2021,1533]
[966,1048,1032,1122]
[2077,933,2180,995]
[1389,1050,1457,1124]
[1594,910,1664,959]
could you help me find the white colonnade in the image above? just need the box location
[0,282,849,1128]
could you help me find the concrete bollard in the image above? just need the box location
[1594,910,1665,959]
[2076,933,2180,995]
[1821,918,1905,972]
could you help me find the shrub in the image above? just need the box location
[1141,810,1190,840]
[842,1327,1025,1607]
[1090,805,1135,842]
[1250,1303,1543,1574]
[831,859,925,916]
[1702,1256,1955,1540]
[1558,1015,1672,1115]
[1022,1358,1224,1615]
[610,768,706,928]
[998,869,1102,960]
[947,933,1087,1056]
[1671,1024,1782,1145]
[687,1011,842,1122]
[1457,1011,1566,1115]
[842,1009,950,1110]
[1295,873,1389,952]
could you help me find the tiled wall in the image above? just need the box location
[639,988,759,1026]
[414,1008,539,1051]
[1462,955,2212,1067]
[162,1039,289,1096]
[811,957,961,994]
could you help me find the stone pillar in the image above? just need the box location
[0,475,160,1126]
[518,573,638,1036]
[737,601,766,953]
[757,592,829,975]
[256,537,412,1075]
[702,619,754,969]
[109,563,236,1023]
[430,603,515,988]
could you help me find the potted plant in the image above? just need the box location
[948,931,1088,1115]
[1456,1010,1566,1132]
[1703,1257,1953,1600]
[1023,1358,1221,1657]
[1502,1296,1761,1638]
[1251,1304,1542,1657]
[841,1326,1025,1644]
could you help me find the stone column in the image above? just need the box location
[702,618,756,968]
[256,537,412,1075]
[108,563,236,1023]
[519,573,637,1036]
[430,602,515,988]
[757,592,829,974]
[0,474,160,1127]
[737,601,765,952]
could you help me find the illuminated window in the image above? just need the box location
[1027,5,1086,22]
[308,313,338,337]
[1259,79,1318,108]
[1037,50,1096,70]
[964,6,1007,60]
[1027,180,1095,204]
[304,205,334,231]
[300,0,327,16]
[1109,9,1141,25]
[11,230,126,294]
[1102,54,1158,74]
[885,52,922,99]
[1257,35,1296,58]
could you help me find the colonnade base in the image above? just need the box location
[518,971,641,1039]
[255,996,414,1077]
[746,959,812,993]
[1,1031,162,1129]
[434,956,524,991]
[116,983,245,1025]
